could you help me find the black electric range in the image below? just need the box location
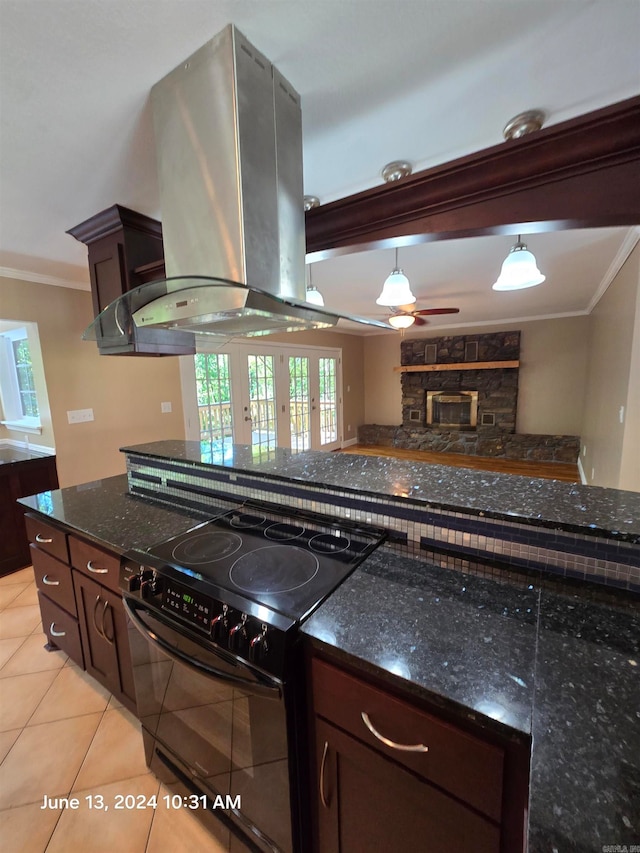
[120,499,386,852]
[122,499,386,680]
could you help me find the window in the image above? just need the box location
[0,326,42,432]
[12,338,39,418]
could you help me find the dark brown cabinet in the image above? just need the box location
[67,204,194,356]
[309,656,528,853]
[0,453,58,576]
[73,571,136,710]
[26,514,136,715]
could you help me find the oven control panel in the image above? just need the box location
[163,581,214,631]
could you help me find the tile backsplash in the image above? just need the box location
[125,453,640,593]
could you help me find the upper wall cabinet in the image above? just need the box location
[68,205,193,356]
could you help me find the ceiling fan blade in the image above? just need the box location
[413,315,429,326]
[413,307,460,316]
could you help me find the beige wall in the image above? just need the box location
[363,317,589,435]
[269,329,365,443]
[0,276,185,487]
[582,243,640,490]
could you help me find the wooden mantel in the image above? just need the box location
[395,361,520,373]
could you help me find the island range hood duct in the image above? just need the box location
[83,25,389,353]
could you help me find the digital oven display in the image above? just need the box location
[162,580,213,631]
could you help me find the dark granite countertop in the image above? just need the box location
[122,440,640,543]
[18,474,205,554]
[19,473,640,850]
[303,549,640,852]
[0,446,54,466]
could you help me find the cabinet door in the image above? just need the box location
[73,571,136,713]
[315,718,500,853]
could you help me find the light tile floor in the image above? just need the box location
[0,567,231,852]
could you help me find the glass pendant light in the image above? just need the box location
[305,264,325,306]
[376,248,416,306]
[492,236,546,291]
[388,313,415,329]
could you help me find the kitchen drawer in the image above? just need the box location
[31,545,76,616]
[311,658,504,822]
[38,590,84,667]
[69,536,121,594]
[24,514,69,564]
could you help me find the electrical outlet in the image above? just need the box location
[67,408,94,424]
[619,405,625,424]
[582,445,586,457]
[591,467,595,479]
[161,401,172,414]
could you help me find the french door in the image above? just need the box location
[188,342,342,454]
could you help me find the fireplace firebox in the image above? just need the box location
[426,391,478,429]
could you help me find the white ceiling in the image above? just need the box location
[1,0,638,332]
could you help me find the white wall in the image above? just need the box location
[582,243,640,490]
[363,317,589,435]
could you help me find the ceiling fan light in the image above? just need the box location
[492,240,546,291]
[376,270,416,306]
[388,313,416,329]
[305,285,325,306]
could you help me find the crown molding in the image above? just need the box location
[587,226,640,313]
[0,266,90,290]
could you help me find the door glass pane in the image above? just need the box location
[248,354,277,457]
[319,357,338,445]
[195,354,233,459]
[289,356,310,452]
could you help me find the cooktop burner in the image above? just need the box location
[309,533,350,554]
[230,546,319,594]
[171,531,242,564]
[264,522,306,541]
[141,501,386,624]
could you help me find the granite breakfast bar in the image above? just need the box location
[19,441,640,851]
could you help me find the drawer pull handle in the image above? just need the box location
[87,560,108,574]
[35,533,53,544]
[50,622,66,638]
[42,575,60,586]
[361,711,429,753]
[320,741,330,809]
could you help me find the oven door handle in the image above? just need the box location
[122,597,282,699]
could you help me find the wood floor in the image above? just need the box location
[339,444,580,482]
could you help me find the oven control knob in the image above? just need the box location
[249,624,269,663]
[211,604,229,641]
[229,614,248,649]
[140,569,160,598]
[123,569,142,593]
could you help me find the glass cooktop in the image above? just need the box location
[144,502,386,623]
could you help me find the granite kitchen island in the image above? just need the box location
[19,441,640,852]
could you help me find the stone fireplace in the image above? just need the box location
[401,332,520,433]
[358,329,580,464]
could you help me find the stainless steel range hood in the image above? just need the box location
[83,25,389,352]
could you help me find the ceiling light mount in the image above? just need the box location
[503,110,546,140]
[381,161,413,183]
[304,195,321,211]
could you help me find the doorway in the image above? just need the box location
[184,341,343,456]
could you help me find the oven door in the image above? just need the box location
[123,595,293,853]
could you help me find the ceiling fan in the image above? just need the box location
[387,305,460,328]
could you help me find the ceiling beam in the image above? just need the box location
[305,95,640,259]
